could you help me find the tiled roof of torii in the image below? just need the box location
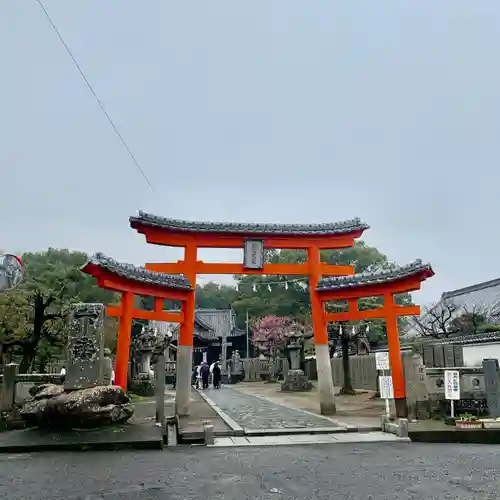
[130,210,370,236]
[316,260,434,291]
[84,253,192,290]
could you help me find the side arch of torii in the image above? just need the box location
[81,211,433,418]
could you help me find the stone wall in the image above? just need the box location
[423,366,486,417]
[425,366,485,399]
[14,374,64,403]
[414,343,464,368]
[242,358,289,382]
[330,355,378,391]
[0,369,63,411]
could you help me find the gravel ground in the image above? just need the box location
[1,442,500,499]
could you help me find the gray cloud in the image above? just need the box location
[1,0,499,306]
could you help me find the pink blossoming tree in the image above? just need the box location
[252,315,308,380]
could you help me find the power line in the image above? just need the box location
[35,0,165,206]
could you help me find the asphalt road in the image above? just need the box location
[1,443,500,499]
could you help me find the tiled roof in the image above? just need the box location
[317,260,434,292]
[130,210,369,236]
[440,278,500,313]
[193,313,215,332]
[84,253,191,290]
[375,331,500,349]
[195,309,235,339]
[442,278,500,301]
[425,331,500,346]
[152,309,237,341]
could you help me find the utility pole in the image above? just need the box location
[246,310,250,358]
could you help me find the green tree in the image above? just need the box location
[0,288,30,364]
[231,241,411,332]
[195,283,238,309]
[0,248,117,372]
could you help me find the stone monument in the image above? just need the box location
[19,302,133,429]
[281,325,312,392]
[65,303,106,390]
[402,353,429,420]
[483,358,500,418]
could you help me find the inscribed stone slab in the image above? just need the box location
[65,303,105,390]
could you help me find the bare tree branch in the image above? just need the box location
[412,301,460,338]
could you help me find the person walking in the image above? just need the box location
[200,361,210,389]
[209,360,215,387]
[195,363,202,389]
[212,361,222,389]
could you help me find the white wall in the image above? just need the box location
[463,342,500,367]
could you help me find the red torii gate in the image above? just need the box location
[316,260,434,417]
[129,210,370,415]
[82,213,434,418]
[81,253,193,390]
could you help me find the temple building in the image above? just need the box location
[151,309,246,366]
[405,276,500,339]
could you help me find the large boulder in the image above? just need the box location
[29,383,65,399]
[20,384,134,429]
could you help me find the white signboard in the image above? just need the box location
[379,376,394,400]
[243,239,264,270]
[375,351,391,371]
[444,370,460,400]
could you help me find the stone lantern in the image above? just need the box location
[281,324,312,392]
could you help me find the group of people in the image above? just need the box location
[194,360,222,390]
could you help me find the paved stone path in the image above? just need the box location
[204,386,339,429]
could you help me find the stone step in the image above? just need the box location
[209,431,410,447]
[245,425,381,437]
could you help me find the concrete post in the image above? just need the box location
[155,354,166,425]
[0,363,18,412]
[221,333,227,372]
[398,418,409,438]
[204,423,214,445]
[314,344,336,414]
[175,243,197,416]
[176,346,193,416]
[308,247,336,415]
[166,421,178,447]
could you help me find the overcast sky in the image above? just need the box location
[1,1,499,305]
